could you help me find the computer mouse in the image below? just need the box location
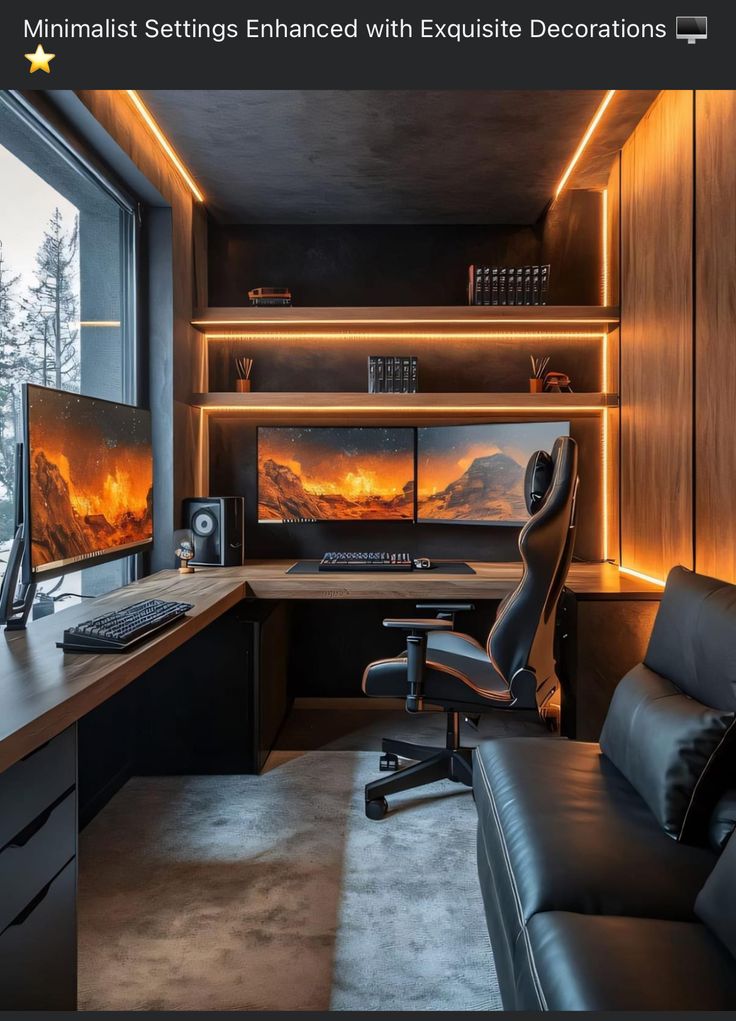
[413,557,432,570]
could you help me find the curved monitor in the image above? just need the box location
[416,421,570,525]
[24,384,153,578]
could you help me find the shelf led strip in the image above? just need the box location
[203,331,608,341]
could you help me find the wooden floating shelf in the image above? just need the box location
[192,305,620,331]
[193,392,618,413]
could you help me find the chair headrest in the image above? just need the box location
[524,449,554,515]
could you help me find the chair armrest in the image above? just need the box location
[383,618,454,632]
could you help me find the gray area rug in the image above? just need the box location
[78,751,501,1011]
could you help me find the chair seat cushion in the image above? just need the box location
[517,912,736,1011]
[474,737,715,925]
[362,630,511,708]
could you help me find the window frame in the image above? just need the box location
[0,89,142,587]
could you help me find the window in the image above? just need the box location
[0,92,137,608]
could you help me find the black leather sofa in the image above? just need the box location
[474,567,736,1010]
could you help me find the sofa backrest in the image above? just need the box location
[644,566,736,711]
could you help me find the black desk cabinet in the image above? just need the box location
[558,590,661,740]
[0,726,77,1010]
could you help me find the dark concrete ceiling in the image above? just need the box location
[139,90,649,225]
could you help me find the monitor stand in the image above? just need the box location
[0,524,36,630]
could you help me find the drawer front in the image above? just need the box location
[0,727,76,848]
[0,790,76,934]
[0,858,77,1010]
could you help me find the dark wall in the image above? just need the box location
[208,223,541,307]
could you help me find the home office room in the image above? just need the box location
[1,83,736,1013]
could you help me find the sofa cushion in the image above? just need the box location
[473,737,715,926]
[518,912,736,1011]
[696,830,736,959]
[600,662,735,841]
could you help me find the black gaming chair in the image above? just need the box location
[361,435,579,818]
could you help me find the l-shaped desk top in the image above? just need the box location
[0,560,661,774]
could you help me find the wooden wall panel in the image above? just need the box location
[620,91,694,580]
[695,91,736,581]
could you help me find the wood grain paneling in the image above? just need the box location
[695,91,736,581]
[621,91,694,580]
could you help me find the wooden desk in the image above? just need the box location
[0,560,660,774]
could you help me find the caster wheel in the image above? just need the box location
[365,797,388,820]
[379,752,399,772]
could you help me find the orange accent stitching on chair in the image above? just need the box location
[426,660,513,703]
[361,657,406,693]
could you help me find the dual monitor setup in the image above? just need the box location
[257,421,569,526]
[0,380,568,639]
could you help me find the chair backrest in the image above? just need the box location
[487,435,578,710]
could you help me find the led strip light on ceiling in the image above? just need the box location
[125,90,205,202]
[555,90,616,200]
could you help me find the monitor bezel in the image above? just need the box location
[256,424,416,525]
[415,420,570,527]
[22,383,153,581]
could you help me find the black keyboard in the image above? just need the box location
[319,552,413,572]
[57,598,194,653]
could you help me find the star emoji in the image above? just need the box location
[25,44,55,73]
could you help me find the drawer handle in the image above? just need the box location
[8,878,52,927]
[6,858,73,929]
[1,786,74,852]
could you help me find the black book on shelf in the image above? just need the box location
[531,265,540,305]
[523,266,532,305]
[376,356,385,393]
[401,357,411,393]
[385,356,394,392]
[499,267,507,306]
[540,264,550,305]
[368,356,376,393]
[515,267,524,306]
[491,267,499,306]
[507,268,516,306]
[482,266,490,305]
[393,356,402,393]
[410,356,418,393]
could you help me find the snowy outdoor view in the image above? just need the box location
[0,143,81,580]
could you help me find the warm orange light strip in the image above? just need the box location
[555,91,616,200]
[201,403,607,413]
[203,331,609,341]
[618,565,666,587]
[601,331,609,561]
[601,189,609,306]
[196,319,615,329]
[125,90,205,202]
[79,320,121,327]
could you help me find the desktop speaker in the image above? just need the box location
[183,497,244,567]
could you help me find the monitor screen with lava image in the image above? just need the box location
[258,426,415,522]
[25,385,153,576]
[416,421,569,525]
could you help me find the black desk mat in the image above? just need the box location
[286,560,476,575]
